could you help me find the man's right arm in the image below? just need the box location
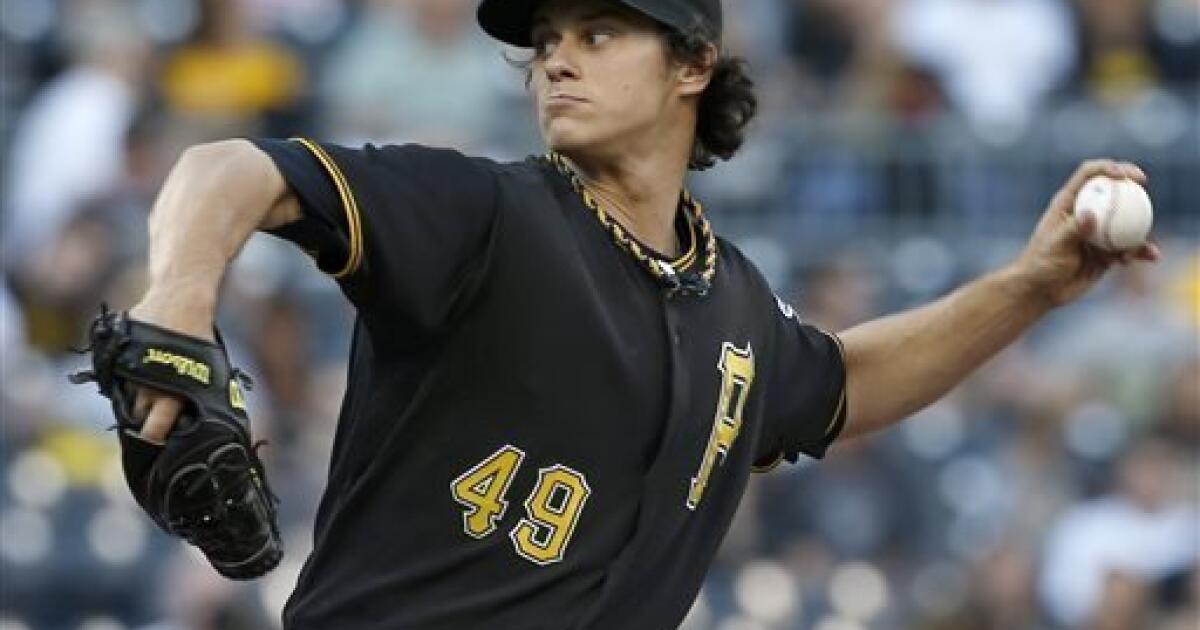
[128,139,298,442]
[127,138,502,440]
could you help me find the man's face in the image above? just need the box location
[528,0,678,157]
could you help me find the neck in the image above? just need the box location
[561,139,691,257]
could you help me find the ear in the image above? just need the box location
[676,44,717,98]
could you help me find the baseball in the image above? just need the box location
[1073,175,1153,251]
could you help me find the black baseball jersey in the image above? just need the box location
[251,137,847,630]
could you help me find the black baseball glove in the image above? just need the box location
[69,305,283,579]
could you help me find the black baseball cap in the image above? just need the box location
[477,0,722,48]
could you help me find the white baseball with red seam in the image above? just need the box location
[1072,176,1153,252]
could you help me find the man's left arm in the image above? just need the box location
[836,159,1160,441]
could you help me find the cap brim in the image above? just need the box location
[477,0,542,48]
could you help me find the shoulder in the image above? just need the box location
[714,235,808,326]
[369,146,554,187]
[352,142,493,172]
[487,154,560,189]
[283,140,549,188]
[715,236,776,299]
[476,155,575,217]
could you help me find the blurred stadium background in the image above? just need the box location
[1,0,1197,628]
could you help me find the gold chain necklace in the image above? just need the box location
[545,152,717,296]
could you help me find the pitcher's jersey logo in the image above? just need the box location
[688,342,756,510]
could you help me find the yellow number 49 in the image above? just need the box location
[451,445,592,565]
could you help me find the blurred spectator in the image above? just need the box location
[1039,438,1199,627]
[1089,571,1154,630]
[3,0,150,265]
[892,0,1077,131]
[160,0,306,138]
[1072,0,1160,104]
[319,0,515,147]
[718,0,790,70]
[758,439,918,563]
[928,543,1042,630]
[0,281,26,369]
[1072,0,1200,104]
[785,0,863,89]
[793,254,881,331]
[1160,569,1200,630]
[0,280,38,437]
[1165,252,1199,329]
[783,0,945,121]
[13,211,125,352]
[1147,0,1200,85]
[7,112,174,356]
[1041,265,1194,425]
[1159,359,1200,453]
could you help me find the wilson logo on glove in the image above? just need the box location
[142,348,211,384]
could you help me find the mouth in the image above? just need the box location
[545,93,588,106]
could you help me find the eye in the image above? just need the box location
[584,26,615,46]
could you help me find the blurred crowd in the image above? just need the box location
[1,0,1197,628]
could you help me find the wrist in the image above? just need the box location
[131,280,219,340]
[995,262,1058,315]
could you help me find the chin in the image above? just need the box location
[542,118,602,155]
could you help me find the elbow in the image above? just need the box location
[167,141,254,197]
[176,139,258,174]
[168,139,296,231]
[150,140,256,229]
[168,139,279,206]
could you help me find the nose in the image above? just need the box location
[542,37,580,83]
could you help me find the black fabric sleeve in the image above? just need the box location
[251,137,498,334]
[754,296,848,470]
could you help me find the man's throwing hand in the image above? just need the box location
[1014,159,1161,308]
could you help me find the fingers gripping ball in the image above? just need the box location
[69,305,283,580]
[1073,176,1154,252]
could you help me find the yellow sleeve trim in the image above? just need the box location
[821,330,848,437]
[292,137,363,279]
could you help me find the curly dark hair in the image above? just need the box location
[663,27,757,171]
[510,24,758,171]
